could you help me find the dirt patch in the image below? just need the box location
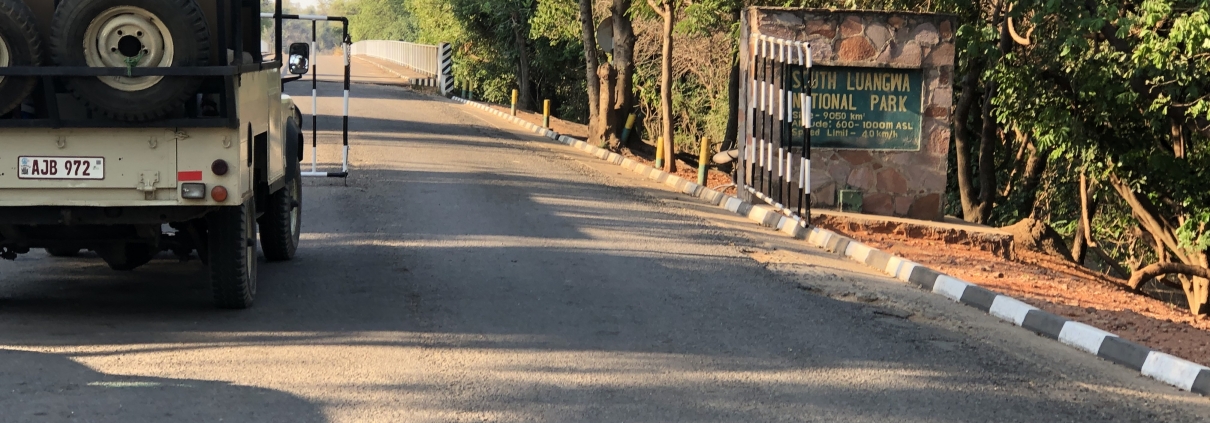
[814,214,1014,260]
[824,218,1210,368]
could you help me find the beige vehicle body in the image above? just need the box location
[1,0,293,213]
[0,74,293,210]
[0,0,310,308]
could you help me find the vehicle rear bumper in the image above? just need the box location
[0,206,215,226]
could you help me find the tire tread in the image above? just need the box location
[260,122,303,262]
[208,201,256,309]
[0,0,44,116]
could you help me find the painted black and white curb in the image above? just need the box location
[449,95,1210,398]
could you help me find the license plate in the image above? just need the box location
[18,156,105,180]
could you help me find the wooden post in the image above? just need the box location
[698,136,710,186]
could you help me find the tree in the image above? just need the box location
[588,0,639,150]
[578,0,602,145]
[610,0,638,148]
[644,0,684,171]
[452,0,539,110]
[984,0,1210,313]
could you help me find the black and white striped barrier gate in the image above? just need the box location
[740,34,813,226]
[264,12,352,178]
[439,43,453,96]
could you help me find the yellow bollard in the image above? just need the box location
[698,136,710,186]
[655,136,665,169]
[543,100,551,128]
[620,113,637,144]
[511,89,519,116]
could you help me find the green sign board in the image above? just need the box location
[786,66,923,151]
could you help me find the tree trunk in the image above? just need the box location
[956,7,1009,224]
[1017,138,1046,218]
[652,2,676,171]
[1001,129,1030,197]
[579,0,601,146]
[975,80,998,223]
[1170,109,1188,159]
[611,0,636,148]
[722,7,742,153]
[512,12,533,110]
[723,52,740,152]
[953,72,981,221]
[1072,169,1097,265]
[1072,224,1088,266]
[596,64,617,148]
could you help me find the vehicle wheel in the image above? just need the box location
[259,170,302,261]
[97,243,156,271]
[0,0,43,116]
[45,247,82,257]
[50,0,211,121]
[207,198,257,309]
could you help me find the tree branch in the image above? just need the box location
[1107,172,1190,265]
[645,0,668,19]
[1007,16,1031,46]
[1128,262,1210,290]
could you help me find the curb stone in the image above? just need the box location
[448,96,1210,398]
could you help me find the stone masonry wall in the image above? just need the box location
[749,8,955,221]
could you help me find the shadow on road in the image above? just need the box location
[0,349,325,422]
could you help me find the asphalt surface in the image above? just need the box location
[0,57,1206,422]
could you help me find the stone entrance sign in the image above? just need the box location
[741,8,956,220]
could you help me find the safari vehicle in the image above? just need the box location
[0,0,325,308]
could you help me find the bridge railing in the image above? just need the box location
[351,40,440,77]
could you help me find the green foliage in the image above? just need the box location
[331,0,415,42]
[262,0,351,53]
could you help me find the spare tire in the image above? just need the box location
[0,0,43,116]
[51,0,210,121]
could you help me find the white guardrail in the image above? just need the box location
[351,40,440,77]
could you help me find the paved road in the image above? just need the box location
[0,58,1206,422]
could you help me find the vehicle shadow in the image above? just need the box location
[0,348,326,422]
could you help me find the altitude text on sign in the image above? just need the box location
[788,66,924,151]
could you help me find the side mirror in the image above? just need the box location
[288,43,310,75]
